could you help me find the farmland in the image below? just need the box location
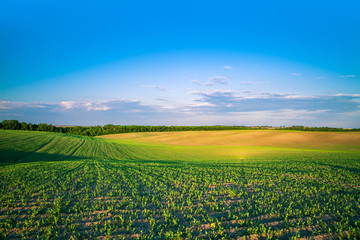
[0,130,360,239]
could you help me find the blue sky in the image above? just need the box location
[1,0,359,127]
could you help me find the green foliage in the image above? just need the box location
[1,120,359,137]
[277,125,360,132]
[0,130,359,239]
[0,120,255,136]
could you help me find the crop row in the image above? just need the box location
[1,157,360,238]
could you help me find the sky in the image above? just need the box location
[1,0,360,127]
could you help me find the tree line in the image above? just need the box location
[0,120,253,136]
[0,120,359,136]
[275,125,360,132]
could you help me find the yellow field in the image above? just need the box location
[98,130,360,151]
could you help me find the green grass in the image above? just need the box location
[0,129,360,239]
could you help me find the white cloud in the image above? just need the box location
[191,80,212,86]
[191,76,229,86]
[188,102,216,107]
[1,93,360,127]
[292,73,302,76]
[191,90,306,100]
[339,75,356,78]
[60,101,76,109]
[59,99,144,112]
[190,90,235,96]
[208,76,228,84]
[89,106,111,111]
[0,101,48,110]
[224,65,233,70]
[0,101,16,110]
[316,76,326,80]
[189,90,360,118]
[60,100,111,111]
[335,93,360,97]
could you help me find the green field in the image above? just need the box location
[1,129,360,239]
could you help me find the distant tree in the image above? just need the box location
[38,123,48,131]
[21,122,29,130]
[48,124,55,132]
[1,119,359,135]
[1,120,20,130]
[103,124,115,130]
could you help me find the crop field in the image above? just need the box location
[0,130,360,239]
[99,130,360,151]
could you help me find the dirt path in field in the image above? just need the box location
[98,130,360,151]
